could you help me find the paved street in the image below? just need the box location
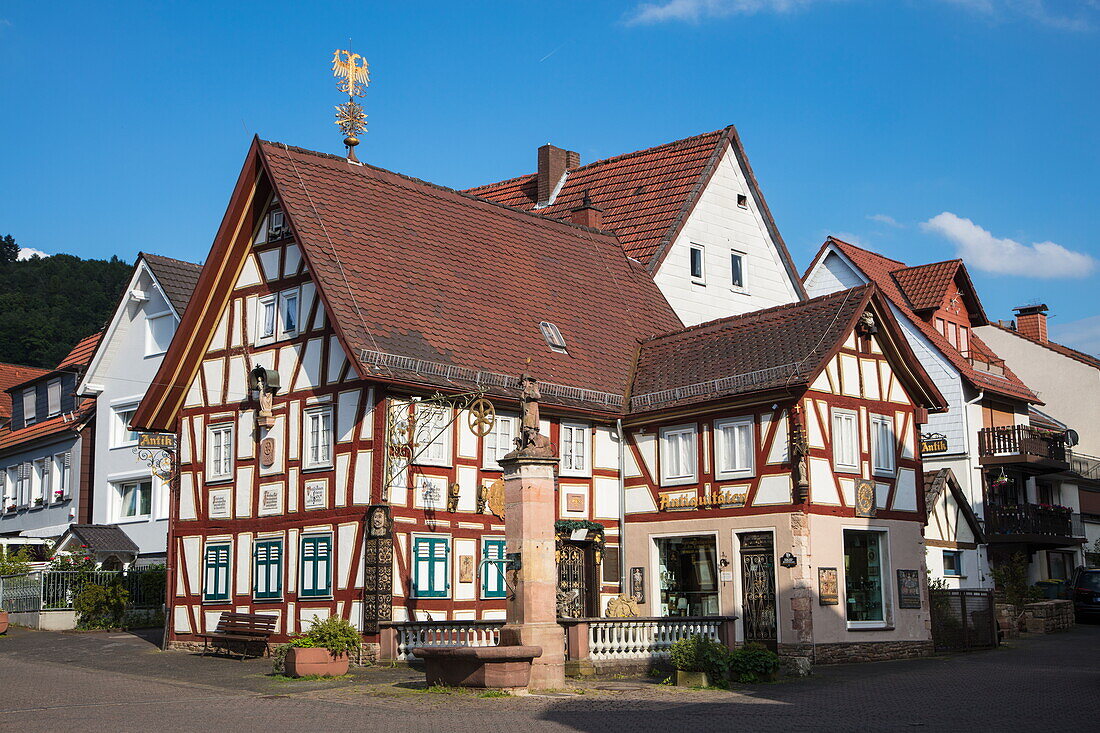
[1,624,1098,732]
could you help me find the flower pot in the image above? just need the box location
[676,670,710,687]
[0,610,9,634]
[283,647,349,677]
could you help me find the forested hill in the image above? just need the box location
[0,250,133,369]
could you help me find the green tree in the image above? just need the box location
[0,234,18,264]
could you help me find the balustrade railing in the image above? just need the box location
[385,620,503,661]
[585,616,729,660]
[977,425,1067,463]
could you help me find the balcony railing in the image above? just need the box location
[977,426,1068,466]
[1070,451,1100,481]
[962,350,1006,376]
[985,503,1081,540]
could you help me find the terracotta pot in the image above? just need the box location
[0,610,9,634]
[676,670,710,687]
[284,647,349,677]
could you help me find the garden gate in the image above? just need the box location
[929,589,997,652]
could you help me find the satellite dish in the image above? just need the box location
[1064,429,1079,447]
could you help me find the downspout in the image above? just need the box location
[963,389,986,586]
[616,418,627,592]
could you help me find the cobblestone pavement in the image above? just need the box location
[0,623,1097,732]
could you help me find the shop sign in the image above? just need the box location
[658,488,747,511]
[779,552,797,568]
[920,433,949,455]
[897,569,921,609]
[818,567,839,605]
[138,433,176,450]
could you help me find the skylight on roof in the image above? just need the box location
[539,321,568,354]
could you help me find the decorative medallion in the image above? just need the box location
[481,478,505,520]
[467,398,496,438]
[459,555,475,584]
[855,478,877,518]
[259,437,277,468]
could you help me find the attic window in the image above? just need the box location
[267,209,288,240]
[539,321,568,354]
[737,194,748,208]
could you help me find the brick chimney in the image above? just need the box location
[537,144,580,206]
[570,191,603,229]
[1014,303,1049,343]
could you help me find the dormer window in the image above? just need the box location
[539,321,568,354]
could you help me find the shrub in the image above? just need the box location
[299,615,361,655]
[668,634,730,678]
[991,553,1044,608]
[0,546,33,576]
[727,643,780,683]
[73,581,129,629]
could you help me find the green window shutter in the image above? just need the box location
[300,535,332,598]
[482,539,507,598]
[204,544,231,601]
[254,540,283,600]
[413,537,450,598]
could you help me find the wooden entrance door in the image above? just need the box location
[557,542,595,618]
[739,533,777,650]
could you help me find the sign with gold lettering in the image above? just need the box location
[138,433,177,450]
[658,487,747,511]
[920,433,948,455]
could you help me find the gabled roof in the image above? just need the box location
[924,468,986,543]
[142,253,203,316]
[629,284,946,413]
[465,126,807,296]
[0,398,93,452]
[57,524,139,556]
[889,259,988,324]
[809,238,1038,404]
[56,332,103,371]
[134,137,684,430]
[0,362,49,421]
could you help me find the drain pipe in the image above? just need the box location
[616,418,628,591]
[963,389,988,586]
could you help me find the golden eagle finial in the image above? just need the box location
[331,48,371,162]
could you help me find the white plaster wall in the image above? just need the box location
[652,147,801,326]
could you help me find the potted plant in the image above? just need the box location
[669,634,729,687]
[282,615,360,677]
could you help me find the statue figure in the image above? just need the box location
[512,373,554,457]
[605,594,640,618]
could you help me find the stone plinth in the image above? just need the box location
[413,646,542,690]
[497,453,565,690]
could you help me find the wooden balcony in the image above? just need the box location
[977,425,1069,472]
[984,503,1085,547]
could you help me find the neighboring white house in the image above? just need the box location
[77,253,202,564]
[804,239,1083,587]
[979,305,1100,571]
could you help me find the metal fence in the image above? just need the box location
[1,569,166,613]
[929,589,997,653]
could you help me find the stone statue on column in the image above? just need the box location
[510,373,555,458]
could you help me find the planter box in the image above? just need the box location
[284,647,349,677]
[0,610,8,634]
[676,670,710,687]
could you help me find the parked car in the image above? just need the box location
[1067,567,1100,621]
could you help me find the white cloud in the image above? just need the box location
[920,212,1095,279]
[18,247,48,260]
[938,0,1096,31]
[1050,315,1100,356]
[626,0,834,24]
[867,214,904,228]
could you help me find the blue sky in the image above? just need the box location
[2,1,1098,349]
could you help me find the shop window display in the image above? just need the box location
[656,536,719,616]
[844,530,885,624]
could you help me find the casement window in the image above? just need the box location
[844,530,888,627]
[113,406,139,448]
[279,290,300,339]
[481,538,507,599]
[413,403,452,467]
[53,452,70,501]
[299,535,332,598]
[267,209,287,239]
[145,312,175,357]
[483,414,516,469]
[23,388,36,425]
[32,458,49,507]
[17,463,31,507]
[870,414,895,476]
[942,550,962,577]
[958,325,969,354]
[203,544,232,602]
[253,539,284,600]
[560,422,590,477]
[206,423,234,482]
[412,535,450,598]
[660,425,698,486]
[303,406,334,470]
[118,479,152,519]
[831,409,859,473]
[730,251,746,290]
[689,244,705,283]
[46,379,62,417]
[714,416,755,479]
[3,467,17,509]
[257,295,277,342]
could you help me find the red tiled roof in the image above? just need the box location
[987,322,1100,370]
[0,398,93,452]
[465,127,806,295]
[818,238,1038,403]
[630,285,945,412]
[890,260,961,312]
[258,141,683,408]
[0,362,49,421]
[56,332,103,371]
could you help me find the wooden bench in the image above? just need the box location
[197,612,278,660]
